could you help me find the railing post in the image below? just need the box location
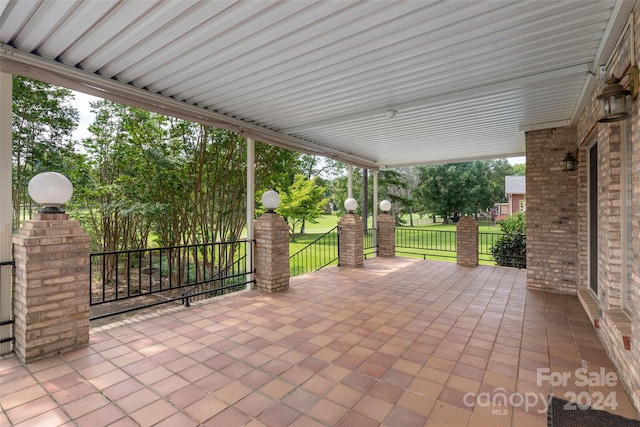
[456,216,479,267]
[12,212,91,363]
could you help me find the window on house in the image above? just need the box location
[622,119,633,316]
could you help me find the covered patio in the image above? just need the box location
[1,258,637,426]
[3,1,640,424]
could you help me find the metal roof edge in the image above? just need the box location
[0,44,380,170]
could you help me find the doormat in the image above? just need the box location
[548,396,640,427]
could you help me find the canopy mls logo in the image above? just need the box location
[463,367,620,415]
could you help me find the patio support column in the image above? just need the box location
[347,165,353,199]
[0,71,12,355]
[456,216,478,267]
[372,170,378,233]
[338,212,364,268]
[246,138,254,289]
[254,211,289,292]
[12,213,91,363]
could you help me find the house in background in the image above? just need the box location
[494,175,526,221]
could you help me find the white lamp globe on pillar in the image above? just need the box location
[262,190,280,213]
[380,200,391,213]
[28,172,73,213]
[344,198,358,214]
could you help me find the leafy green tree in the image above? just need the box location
[415,160,515,222]
[78,100,165,252]
[466,161,493,218]
[415,163,468,223]
[376,168,412,225]
[486,159,515,204]
[277,175,328,239]
[512,163,526,175]
[12,76,79,226]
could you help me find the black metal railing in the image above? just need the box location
[364,228,376,258]
[395,227,457,259]
[89,240,252,320]
[290,226,339,277]
[0,260,14,347]
[480,232,526,268]
[181,252,250,307]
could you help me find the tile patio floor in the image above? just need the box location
[1,257,639,427]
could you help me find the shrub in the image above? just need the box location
[492,212,526,268]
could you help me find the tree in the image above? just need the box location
[75,100,300,253]
[78,100,168,252]
[486,159,515,204]
[415,163,468,223]
[12,76,79,226]
[512,163,526,175]
[377,168,412,225]
[277,175,328,239]
[414,160,516,223]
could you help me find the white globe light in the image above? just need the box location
[262,190,280,210]
[344,198,358,212]
[380,200,391,212]
[28,172,73,212]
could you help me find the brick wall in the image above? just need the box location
[525,126,579,294]
[568,6,640,411]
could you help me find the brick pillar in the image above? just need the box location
[254,212,289,292]
[377,213,395,257]
[12,213,91,363]
[456,216,478,267]
[338,213,364,268]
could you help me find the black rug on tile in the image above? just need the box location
[548,396,640,427]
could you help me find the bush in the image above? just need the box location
[491,213,526,268]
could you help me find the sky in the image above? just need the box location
[71,91,526,165]
[72,91,101,141]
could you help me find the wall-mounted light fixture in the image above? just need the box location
[597,12,638,122]
[597,74,632,122]
[562,151,578,172]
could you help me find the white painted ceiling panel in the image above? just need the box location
[0,0,634,169]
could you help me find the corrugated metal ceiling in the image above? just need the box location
[0,0,634,169]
